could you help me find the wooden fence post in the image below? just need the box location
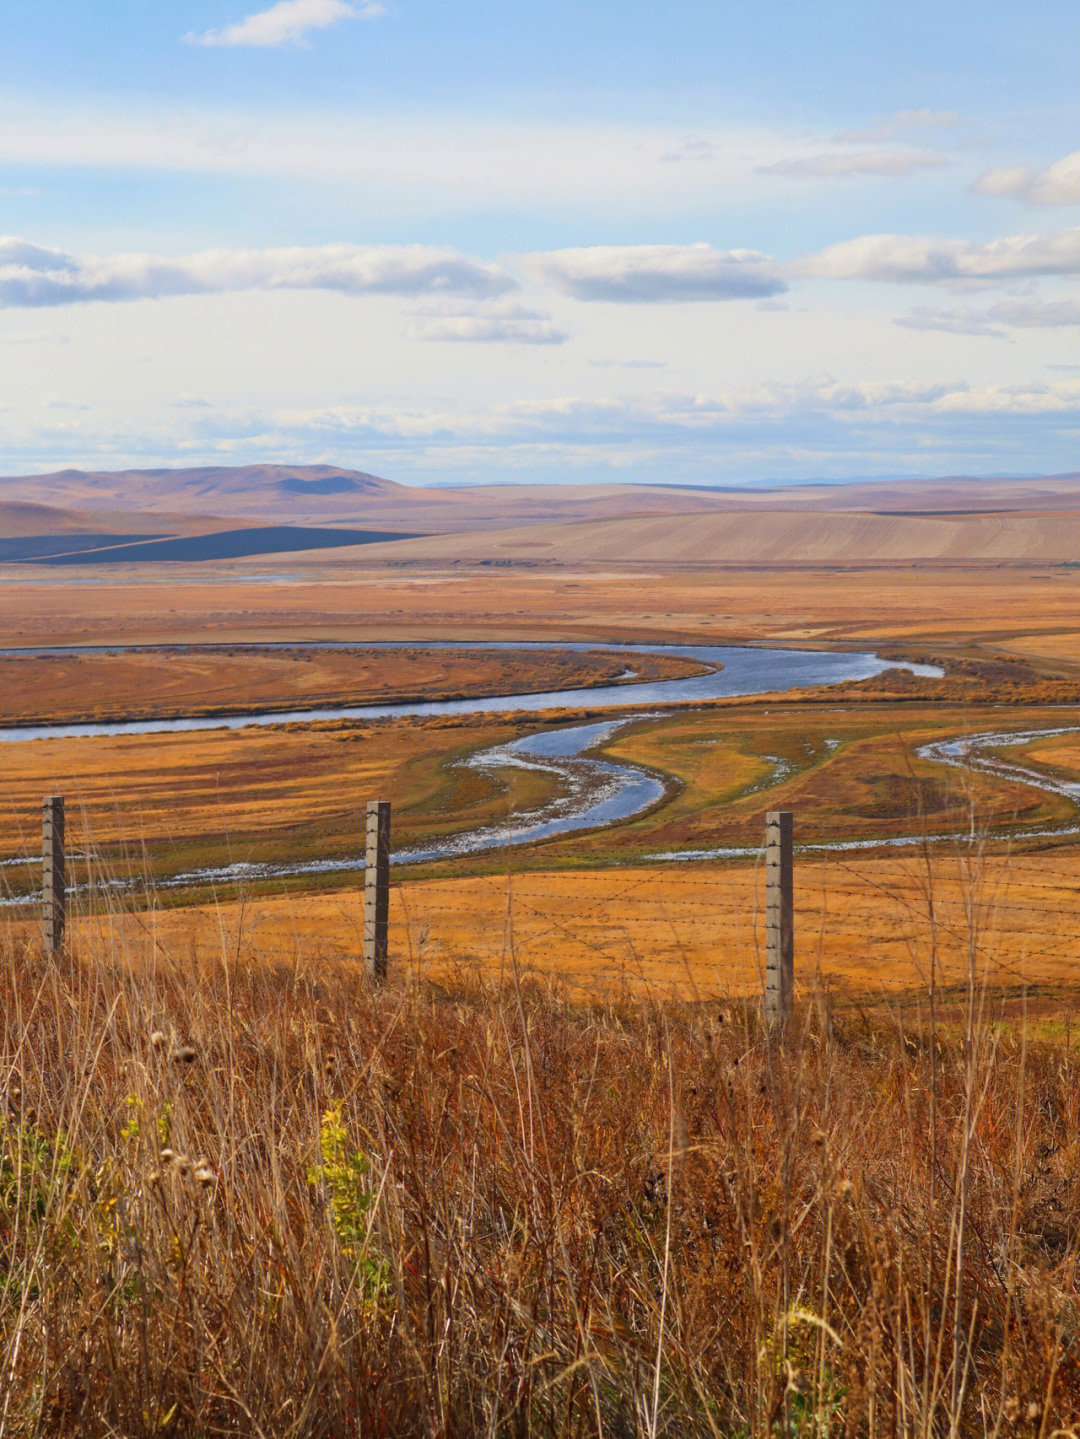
[764,810,793,1024]
[43,795,65,954]
[364,800,390,981]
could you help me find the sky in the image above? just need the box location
[2,0,1080,487]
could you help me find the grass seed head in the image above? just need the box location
[174,1044,197,1064]
[149,1029,166,1050]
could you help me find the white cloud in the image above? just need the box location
[3,331,71,345]
[0,238,515,307]
[929,382,1080,415]
[659,139,721,164]
[801,227,1080,283]
[759,150,948,178]
[157,381,1080,475]
[185,0,383,49]
[893,307,1011,339]
[405,303,567,345]
[525,245,786,302]
[973,151,1080,206]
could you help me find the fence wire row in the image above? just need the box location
[6,790,1080,1010]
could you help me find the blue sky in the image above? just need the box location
[2,0,1080,486]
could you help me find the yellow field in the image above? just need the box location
[41,846,1080,1011]
[6,563,1080,670]
[0,643,698,726]
[2,699,1073,892]
[6,555,1080,1006]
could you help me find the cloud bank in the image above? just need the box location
[526,244,786,302]
[0,239,515,307]
[11,378,1080,483]
[185,0,383,49]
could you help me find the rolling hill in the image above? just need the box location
[6,464,1080,566]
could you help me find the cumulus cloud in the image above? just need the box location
[0,238,515,307]
[896,297,1080,336]
[973,151,1080,206]
[929,381,1080,415]
[405,303,567,345]
[801,227,1080,283]
[525,244,786,302]
[759,150,948,178]
[0,238,78,271]
[185,0,383,48]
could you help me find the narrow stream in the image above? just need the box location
[656,725,1080,862]
[0,713,665,904]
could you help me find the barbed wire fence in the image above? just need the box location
[12,790,1080,1019]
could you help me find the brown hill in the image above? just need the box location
[0,465,730,533]
[351,505,1080,567]
[7,465,1080,567]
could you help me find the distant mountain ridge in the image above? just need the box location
[0,463,737,534]
[6,464,1080,565]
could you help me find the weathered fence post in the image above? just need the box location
[764,810,793,1024]
[364,800,390,981]
[43,795,65,954]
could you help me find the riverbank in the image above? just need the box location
[0,643,707,728]
[0,642,933,742]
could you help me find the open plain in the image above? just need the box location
[9,469,1080,1435]
[6,466,1080,1008]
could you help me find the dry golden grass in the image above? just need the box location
[1,696,1075,900]
[0,645,699,726]
[0,713,562,872]
[6,562,1080,669]
[6,909,1080,1434]
[32,844,1080,1006]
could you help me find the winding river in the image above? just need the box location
[9,640,1075,901]
[0,641,933,743]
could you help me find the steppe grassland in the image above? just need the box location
[7,559,1080,658]
[9,560,1080,1430]
[7,929,1080,1433]
[9,690,1080,1003]
[0,715,560,879]
[2,696,1073,896]
[43,843,1080,1002]
[4,558,1080,993]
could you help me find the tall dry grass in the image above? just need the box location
[3,919,1080,1436]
